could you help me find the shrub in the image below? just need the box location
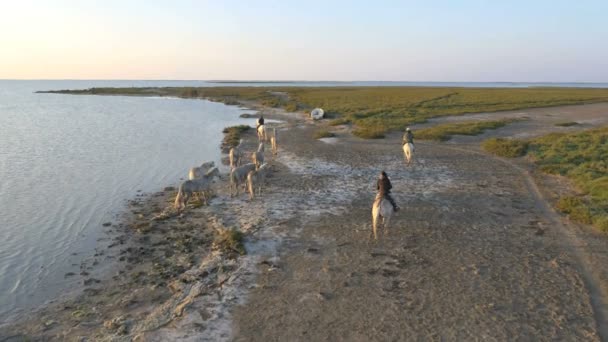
[593,216,608,232]
[284,102,298,112]
[556,196,583,214]
[482,138,529,157]
[222,125,250,148]
[570,206,593,224]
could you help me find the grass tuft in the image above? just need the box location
[313,129,336,139]
[555,121,579,127]
[214,229,246,256]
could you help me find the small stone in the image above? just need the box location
[102,222,112,227]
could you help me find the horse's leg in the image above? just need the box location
[384,212,391,237]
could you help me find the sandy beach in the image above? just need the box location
[2,102,608,341]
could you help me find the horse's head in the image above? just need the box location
[206,167,220,179]
[200,161,215,169]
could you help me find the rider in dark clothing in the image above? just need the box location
[403,127,414,145]
[257,115,265,128]
[377,171,399,212]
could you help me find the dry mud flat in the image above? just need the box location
[2,105,607,341]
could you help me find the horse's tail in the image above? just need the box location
[371,201,380,240]
[187,168,195,181]
[229,148,235,168]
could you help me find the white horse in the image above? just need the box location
[252,142,265,169]
[247,163,269,200]
[229,139,244,169]
[371,193,394,240]
[188,161,215,180]
[403,143,414,165]
[257,124,267,142]
[230,163,256,197]
[175,167,221,212]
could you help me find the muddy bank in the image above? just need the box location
[0,107,303,341]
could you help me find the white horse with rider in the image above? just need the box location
[371,171,398,240]
[402,127,415,165]
[256,116,267,142]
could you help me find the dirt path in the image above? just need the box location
[231,124,605,340]
[434,142,608,339]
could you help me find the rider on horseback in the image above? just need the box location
[257,115,265,129]
[377,171,399,212]
[403,127,414,145]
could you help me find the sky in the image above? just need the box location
[0,0,607,81]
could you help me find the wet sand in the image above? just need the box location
[2,103,608,341]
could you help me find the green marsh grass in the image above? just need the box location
[222,125,250,148]
[483,127,608,231]
[416,120,514,141]
[43,86,608,138]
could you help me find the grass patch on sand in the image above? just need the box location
[313,129,336,139]
[214,229,246,256]
[416,119,514,141]
[555,121,579,127]
[42,86,608,138]
[222,125,250,148]
[483,127,608,231]
[482,138,529,157]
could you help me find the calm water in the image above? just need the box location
[2,79,608,322]
[0,80,259,321]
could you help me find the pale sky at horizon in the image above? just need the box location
[1,0,607,82]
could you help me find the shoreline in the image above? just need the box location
[0,104,300,340]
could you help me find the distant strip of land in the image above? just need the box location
[39,86,608,138]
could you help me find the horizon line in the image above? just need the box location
[1,79,607,84]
